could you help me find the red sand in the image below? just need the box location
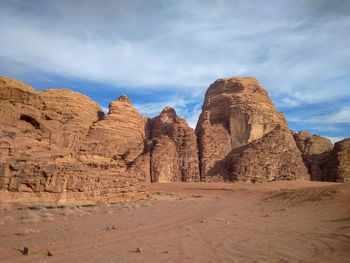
[0,181,349,263]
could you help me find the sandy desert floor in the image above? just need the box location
[0,181,349,263]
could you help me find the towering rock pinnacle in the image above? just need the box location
[149,107,200,182]
[116,94,131,103]
[86,95,149,162]
[196,77,309,182]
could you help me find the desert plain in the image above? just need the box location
[1,75,350,263]
[0,181,349,263]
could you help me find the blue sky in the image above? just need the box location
[0,0,349,142]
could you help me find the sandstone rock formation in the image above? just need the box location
[149,107,200,182]
[1,73,348,204]
[84,95,148,161]
[196,77,309,182]
[0,75,200,204]
[228,126,309,182]
[293,131,333,156]
[324,139,350,182]
[293,131,333,181]
[0,75,146,204]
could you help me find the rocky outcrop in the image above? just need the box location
[324,139,350,182]
[293,131,333,156]
[80,94,151,183]
[0,76,147,204]
[149,107,200,182]
[84,95,149,162]
[1,73,348,205]
[0,75,202,204]
[196,77,309,182]
[293,131,333,181]
[228,127,309,183]
[0,74,203,205]
[0,75,43,129]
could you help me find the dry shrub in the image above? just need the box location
[131,203,141,209]
[0,215,16,224]
[41,212,54,221]
[15,228,39,236]
[21,211,41,223]
[106,210,114,215]
[141,201,151,207]
[75,208,91,217]
[96,201,111,208]
[58,208,75,216]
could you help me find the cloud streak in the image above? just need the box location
[0,0,349,137]
[134,96,202,129]
[291,106,350,125]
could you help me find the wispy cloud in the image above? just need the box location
[0,0,349,137]
[101,106,109,113]
[290,106,350,125]
[134,96,202,128]
[327,137,345,144]
[316,106,350,125]
[1,1,349,98]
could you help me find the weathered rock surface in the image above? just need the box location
[1,73,349,204]
[196,77,309,182]
[324,139,350,182]
[84,95,149,163]
[228,127,309,182]
[149,107,200,182]
[0,75,146,204]
[293,131,333,181]
[293,131,333,156]
[80,94,151,183]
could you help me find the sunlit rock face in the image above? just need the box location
[0,76,146,204]
[1,73,348,204]
[196,77,309,182]
[149,107,200,182]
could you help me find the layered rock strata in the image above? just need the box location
[1,73,348,205]
[0,75,200,204]
[196,77,309,182]
[228,127,309,182]
[0,76,146,204]
[84,95,149,162]
[293,131,333,181]
[324,139,350,182]
[149,107,200,182]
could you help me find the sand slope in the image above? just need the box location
[0,181,349,263]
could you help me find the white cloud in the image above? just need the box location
[134,97,192,116]
[134,96,202,128]
[292,106,350,125]
[0,0,349,103]
[0,0,350,137]
[326,106,350,124]
[327,137,344,144]
[182,104,202,129]
[101,106,109,113]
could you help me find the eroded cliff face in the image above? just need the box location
[0,76,146,204]
[149,107,200,182]
[293,131,333,181]
[324,139,350,182]
[0,75,199,203]
[196,77,309,182]
[85,95,149,162]
[228,127,309,182]
[1,74,348,204]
